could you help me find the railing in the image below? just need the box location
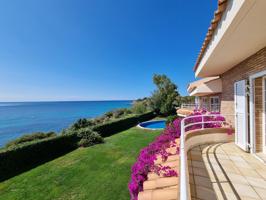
[179,114,231,200]
[180,104,221,112]
[181,104,199,110]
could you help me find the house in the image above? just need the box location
[179,0,266,199]
[187,76,222,112]
[193,0,266,156]
[140,1,266,200]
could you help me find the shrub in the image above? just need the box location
[93,112,155,137]
[166,115,178,125]
[131,101,148,114]
[5,132,57,148]
[0,134,79,182]
[113,108,132,118]
[71,118,94,130]
[77,128,104,147]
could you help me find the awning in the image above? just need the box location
[189,78,222,96]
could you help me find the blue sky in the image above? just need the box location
[0,0,216,101]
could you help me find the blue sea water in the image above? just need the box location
[0,101,132,147]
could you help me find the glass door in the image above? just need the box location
[202,97,209,111]
[210,96,220,112]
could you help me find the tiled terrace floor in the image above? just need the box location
[256,152,266,163]
[189,142,266,200]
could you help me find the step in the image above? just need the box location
[138,187,178,200]
[143,176,178,190]
[147,167,178,180]
[155,154,179,165]
[160,160,179,168]
[166,147,179,155]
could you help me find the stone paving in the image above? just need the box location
[189,142,266,200]
[138,139,180,200]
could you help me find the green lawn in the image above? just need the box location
[0,127,161,200]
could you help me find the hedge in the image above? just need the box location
[0,134,79,182]
[0,111,156,182]
[93,111,155,137]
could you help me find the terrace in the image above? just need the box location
[189,142,266,200]
[177,103,221,117]
[179,114,266,200]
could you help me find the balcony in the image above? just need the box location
[177,104,220,117]
[179,114,266,200]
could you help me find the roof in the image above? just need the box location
[187,76,220,93]
[193,0,228,72]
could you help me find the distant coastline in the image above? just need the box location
[0,100,132,147]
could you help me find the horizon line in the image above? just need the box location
[0,99,135,103]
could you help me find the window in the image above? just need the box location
[202,97,209,110]
[210,96,220,112]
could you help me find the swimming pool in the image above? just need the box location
[138,120,166,130]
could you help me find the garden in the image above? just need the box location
[0,74,203,200]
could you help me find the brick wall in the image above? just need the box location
[220,47,266,117]
[220,46,266,152]
[254,77,263,152]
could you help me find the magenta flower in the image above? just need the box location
[128,110,227,200]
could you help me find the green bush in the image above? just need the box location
[71,118,95,130]
[93,112,155,137]
[5,132,56,148]
[77,128,104,147]
[70,108,133,132]
[131,101,148,114]
[166,115,178,125]
[0,134,79,182]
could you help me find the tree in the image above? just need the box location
[149,74,180,115]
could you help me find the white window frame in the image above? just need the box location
[210,96,220,112]
[201,97,209,110]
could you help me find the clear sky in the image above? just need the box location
[0,0,216,101]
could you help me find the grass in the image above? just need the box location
[0,127,161,200]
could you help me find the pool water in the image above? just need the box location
[139,120,166,130]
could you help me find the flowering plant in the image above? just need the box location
[128,118,181,200]
[128,110,230,200]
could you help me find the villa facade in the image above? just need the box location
[187,76,222,112]
[140,1,266,200]
[179,0,266,199]
[190,0,266,157]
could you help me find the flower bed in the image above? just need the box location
[128,109,230,200]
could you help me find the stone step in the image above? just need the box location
[155,154,179,165]
[166,147,179,155]
[160,160,179,168]
[147,167,178,180]
[138,187,178,200]
[143,176,179,190]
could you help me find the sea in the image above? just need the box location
[0,100,132,147]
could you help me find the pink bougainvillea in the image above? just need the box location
[128,110,229,200]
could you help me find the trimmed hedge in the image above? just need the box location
[0,111,155,182]
[93,111,155,137]
[0,134,79,182]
